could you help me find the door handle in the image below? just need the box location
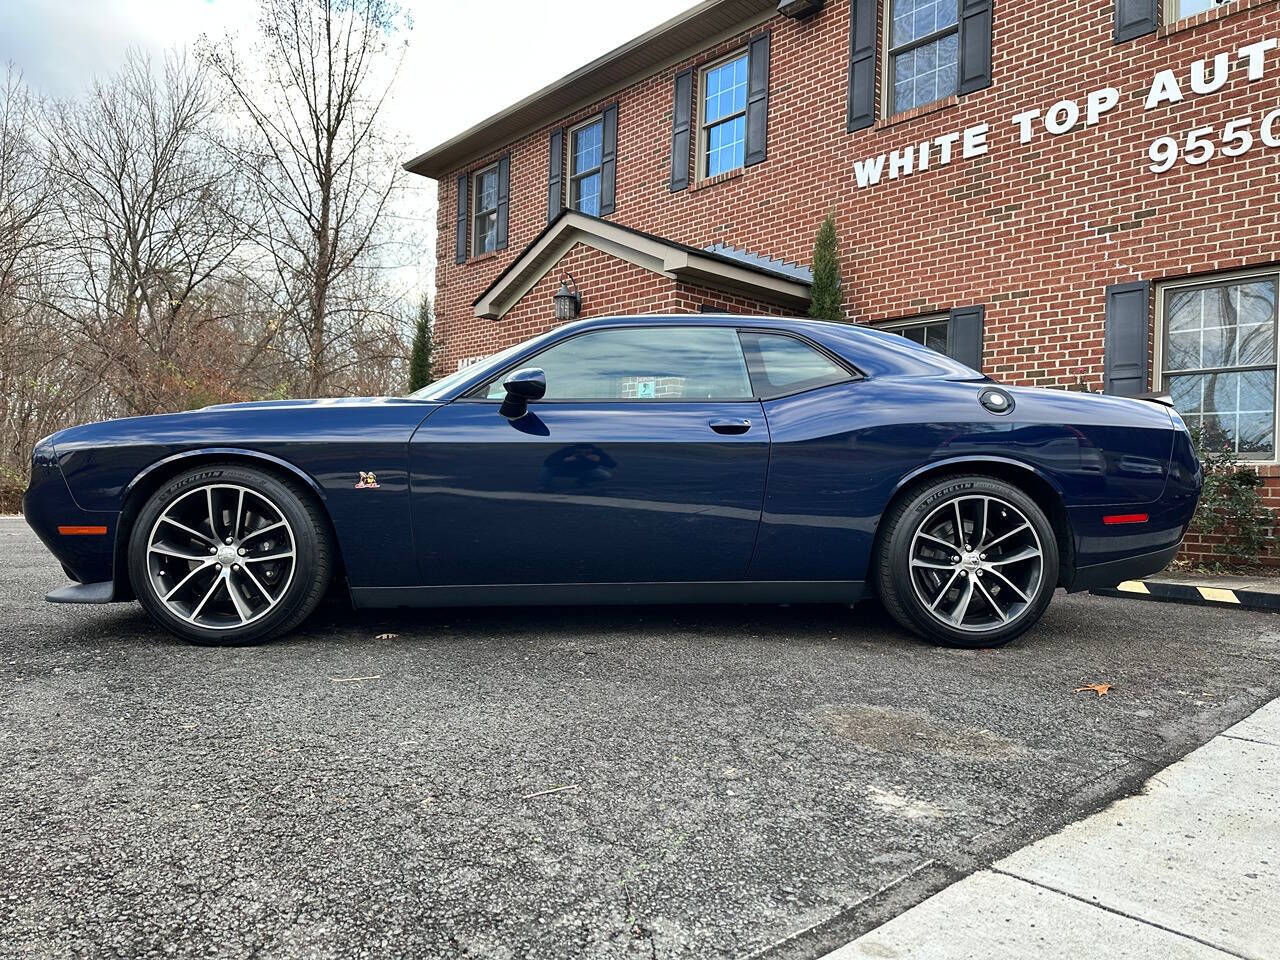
[709,418,752,435]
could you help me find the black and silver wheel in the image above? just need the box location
[876,475,1059,647]
[128,464,332,645]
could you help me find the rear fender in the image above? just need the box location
[880,454,1075,586]
[891,454,1067,501]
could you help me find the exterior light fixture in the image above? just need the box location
[777,0,824,18]
[553,273,581,321]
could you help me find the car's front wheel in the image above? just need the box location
[875,475,1059,647]
[128,463,332,646]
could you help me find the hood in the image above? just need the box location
[199,396,420,412]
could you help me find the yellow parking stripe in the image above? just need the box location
[1197,587,1240,604]
[1116,580,1150,594]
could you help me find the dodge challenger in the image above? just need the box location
[24,314,1202,647]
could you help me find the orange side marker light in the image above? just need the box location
[57,525,108,536]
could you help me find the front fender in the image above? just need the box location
[121,447,327,506]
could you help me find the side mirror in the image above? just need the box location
[499,367,546,421]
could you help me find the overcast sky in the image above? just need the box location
[0,0,694,296]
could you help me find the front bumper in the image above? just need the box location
[24,438,120,597]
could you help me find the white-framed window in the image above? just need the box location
[471,163,499,256]
[698,49,748,179]
[1157,267,1279,459]
[569,116,604,217]
[880,314,950,355]
[885,0,960,115]
[1164,0,1229,22]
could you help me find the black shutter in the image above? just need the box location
[745,32,770,167]
[1103,281,1151,396]
[495,154,510,250]
[1115,0,1158,43]
[600,103,618,215]
[670,68,693,192]
[547,128,564,223]
[455,173,468,264]
[957,0,993,95]
[846,0,878,132]
[948,304,985,372]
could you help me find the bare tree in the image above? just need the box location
[42,51,251,416]
[204,0,410,397]
[0,66,78,502]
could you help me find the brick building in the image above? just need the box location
[406,0,1280,564]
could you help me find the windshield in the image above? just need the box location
[405,340,531,400]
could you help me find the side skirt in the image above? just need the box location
[351,580,865,609]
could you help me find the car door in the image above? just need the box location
[409,325,769,586]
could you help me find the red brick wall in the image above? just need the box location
[426,0,1280,565]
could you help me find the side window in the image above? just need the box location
[880,314,950,354]
[1159,274,1278,458]
[482,327,753,401]
[1165,0,1214,20]
[569,117,603,216]
[887,0,959,115]
[472,163,499,255]
[739,332,852,397]
[699,50,748,178]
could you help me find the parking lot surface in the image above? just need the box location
[3,516,1279,959]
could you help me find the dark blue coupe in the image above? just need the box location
[25,314,1201,647]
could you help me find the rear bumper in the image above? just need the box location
[1066,542,1180,592]
[1065,425,1200,587]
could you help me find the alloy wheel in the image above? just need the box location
[144,483,297,630]
[907,494,1045,635]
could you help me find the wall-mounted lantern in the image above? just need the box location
[553,273,581,321]
[777,0,824,17]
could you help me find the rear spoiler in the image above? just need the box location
[1136,390,1175,407]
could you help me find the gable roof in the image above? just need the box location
[403,0,775,180]
[471,209,808,320]
[473,210,812,320]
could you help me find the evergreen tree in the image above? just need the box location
[808,213,843,322]
[408,293,435,391]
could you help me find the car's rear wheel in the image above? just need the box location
[128,464,332,646]
[876,475,1058,647]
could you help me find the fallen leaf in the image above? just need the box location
[1075,683,1112,697]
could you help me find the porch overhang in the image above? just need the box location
[472,211,811,320]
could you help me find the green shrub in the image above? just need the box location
[1188,424,1275,568]
[808,213,843,323]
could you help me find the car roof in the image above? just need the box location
[557,313,824,332]
[556,314,983,379]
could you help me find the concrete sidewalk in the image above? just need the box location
[820,700,1280,960]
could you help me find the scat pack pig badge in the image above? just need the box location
[355,471,380,489]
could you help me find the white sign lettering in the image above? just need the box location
[853,33,1280,187]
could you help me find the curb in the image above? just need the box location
[1091,579,1280,612]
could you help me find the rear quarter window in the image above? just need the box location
[739,332,853,398]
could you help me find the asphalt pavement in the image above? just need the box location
[3,516,1279,959]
